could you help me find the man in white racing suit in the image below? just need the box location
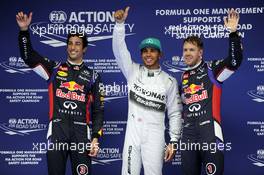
[113,7,182,175]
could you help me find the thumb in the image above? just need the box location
[124,6,130,18]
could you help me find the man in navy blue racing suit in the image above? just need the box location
[180,9,243,175]
[16,11,104,175]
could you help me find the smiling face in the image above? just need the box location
[67,36,87,64]
[141,47,161,69]
[183,36,203,67]
[183,42,203,67]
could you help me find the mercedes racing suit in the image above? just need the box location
[18,30,104,175]
[113,23,182,175]
[181,32,243,175]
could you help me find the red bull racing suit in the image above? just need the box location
[113,23,182,175]
[181,32,243,175]
[18,31,104,175]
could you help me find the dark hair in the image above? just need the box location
[67,32,88,48]
[183,36,203,49]
[140,47,161,54]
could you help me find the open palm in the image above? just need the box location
[224,9,239,33]
[16,12,32,31]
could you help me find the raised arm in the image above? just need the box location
[17,12,58,80]
[210,9,243,82]
[112,7,136,80]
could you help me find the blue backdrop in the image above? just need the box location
[0,0,263,174]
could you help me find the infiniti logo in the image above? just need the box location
[63,101,78,110]
[188,103,201,112]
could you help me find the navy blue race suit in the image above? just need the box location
[181,32,243,175]
[19,30,104,175]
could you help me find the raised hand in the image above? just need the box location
[224,9,240,33]
[16,12,33,31]
[114,6,130,23]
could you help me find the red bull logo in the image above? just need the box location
[56,89,85,102]
[184,83,204,95]
[185,90,208,104]
[60,81,84,92]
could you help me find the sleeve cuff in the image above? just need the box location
[115,22,125,29]
[170,138,179,143]
[229,31,240,38]
[19,30,30,35]
[92,133,101,139]
[169,141,179,150]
